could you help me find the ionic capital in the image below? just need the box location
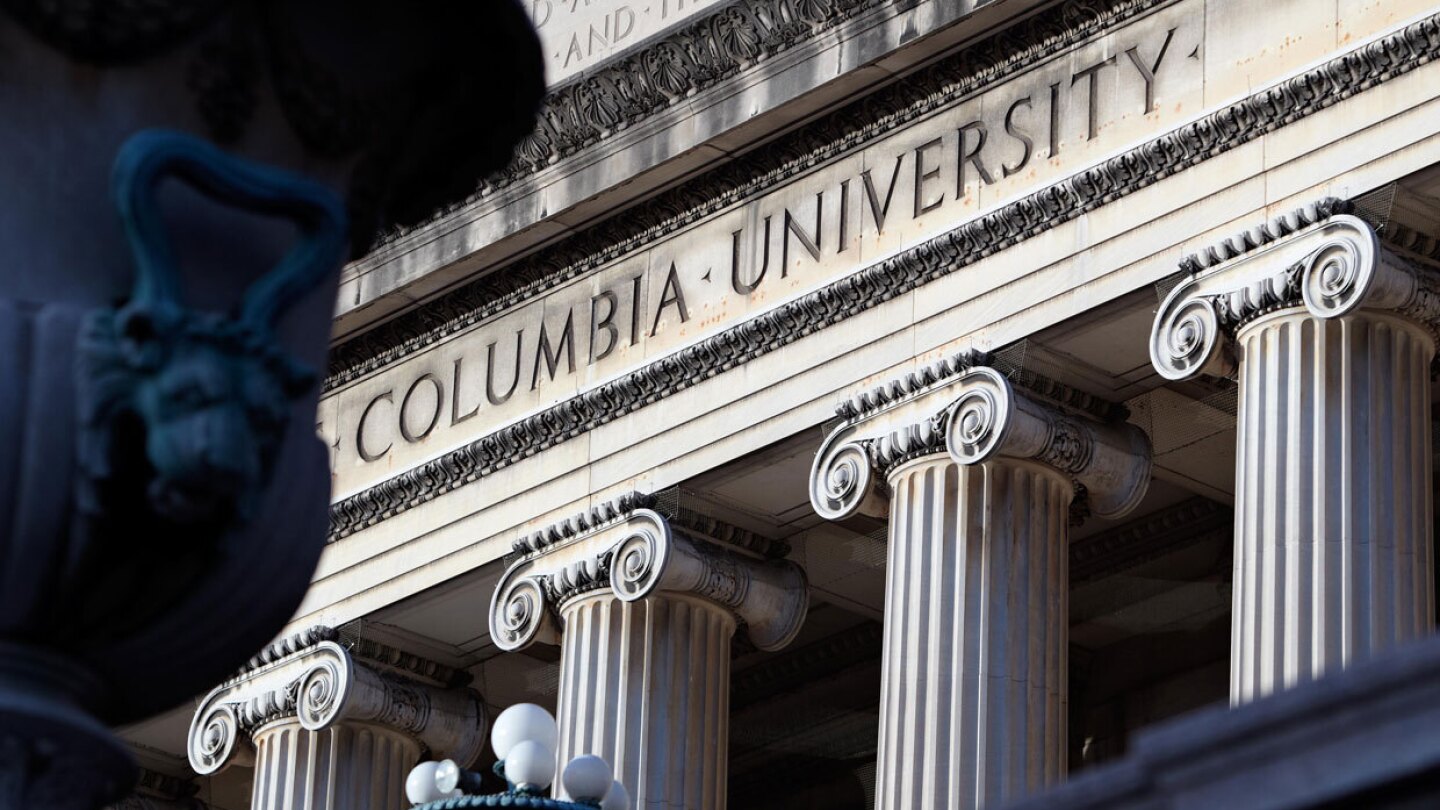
[1151,200,1440,382]
[810,355,1150,522]
[187,626,483,776]
[489,494,807,654]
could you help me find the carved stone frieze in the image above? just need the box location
[187,631,484,778]
[490,503,808,654]
[327,11,1440,541]
[1152,206,1440,382]
[810,363,1151,522]
[334,0,1173,390]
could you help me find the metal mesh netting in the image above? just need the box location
[1353,183,1398,230]
[1126,383,1236,458]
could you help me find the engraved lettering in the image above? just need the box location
[913,137,944,217]
[957,121,995,193]
[731,218,772,295]
[400,373,443,444]
[1071,55,1117,140]
[356,390,393,462]
[651,262,690,336]
[590,290,619,363]
[782,192,823,274]
[563,34,584,68]
[1003,96,1034,178]
[861,155,903,234]
[629,274,642,345]
[451,356,480,426]
[487,330,524,405]
[1049,82,1061,158]
[1125,27,1176,113]
[532,311,577,390]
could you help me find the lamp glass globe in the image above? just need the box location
[505,739,557,791]
[561,754,613,802]
[490,703,559,761]
[434,759,461,794]
[405,761,457,804]
[599,779,631,810]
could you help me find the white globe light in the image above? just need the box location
[490,703,559,761]
[505,739,557,790]
[405,761,459,805]
[434,760,461,794]
[599,779,630,810]
[561,755,613,802]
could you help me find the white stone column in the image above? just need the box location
[188,627,485,810]
[879,457,1070,808]
[811,361,1151,810]
[249,721,419,810]
[490,496,808,810]
[1152,202,1439,702]
[557,594,733,810]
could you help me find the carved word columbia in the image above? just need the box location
[339,21,1194,475]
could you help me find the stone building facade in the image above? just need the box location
[117,0,1440,807]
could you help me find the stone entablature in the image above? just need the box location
[326,0,1202,502]
[490,494,807,654]
[331,0,1151,392]
[187,627,485,778]
[321,1,1440,544]
[340,0,1018,333]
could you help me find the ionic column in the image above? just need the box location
[490,495,808,810]
[810,361,1151,810]
[1151,200,1439,703]
[187,627,485,810]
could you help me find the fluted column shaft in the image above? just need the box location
[556,593,735,810]
[1231,309,1436,703]
[249,720,420,810]
[877,456,1069,810]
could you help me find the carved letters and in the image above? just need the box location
[321,1,1203,500]
[527,0,722,85]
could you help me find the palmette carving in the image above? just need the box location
[1152,210,1440,382]
[812,366,1151,522]
[490,505,808,654]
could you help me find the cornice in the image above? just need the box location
[241,625,470,688]
[810,365,1151,522]
[327,0,1171,392]
[375,0,891,247]
[327,11,1440,540]
[490,508,808,654]
[511,490,790,560]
